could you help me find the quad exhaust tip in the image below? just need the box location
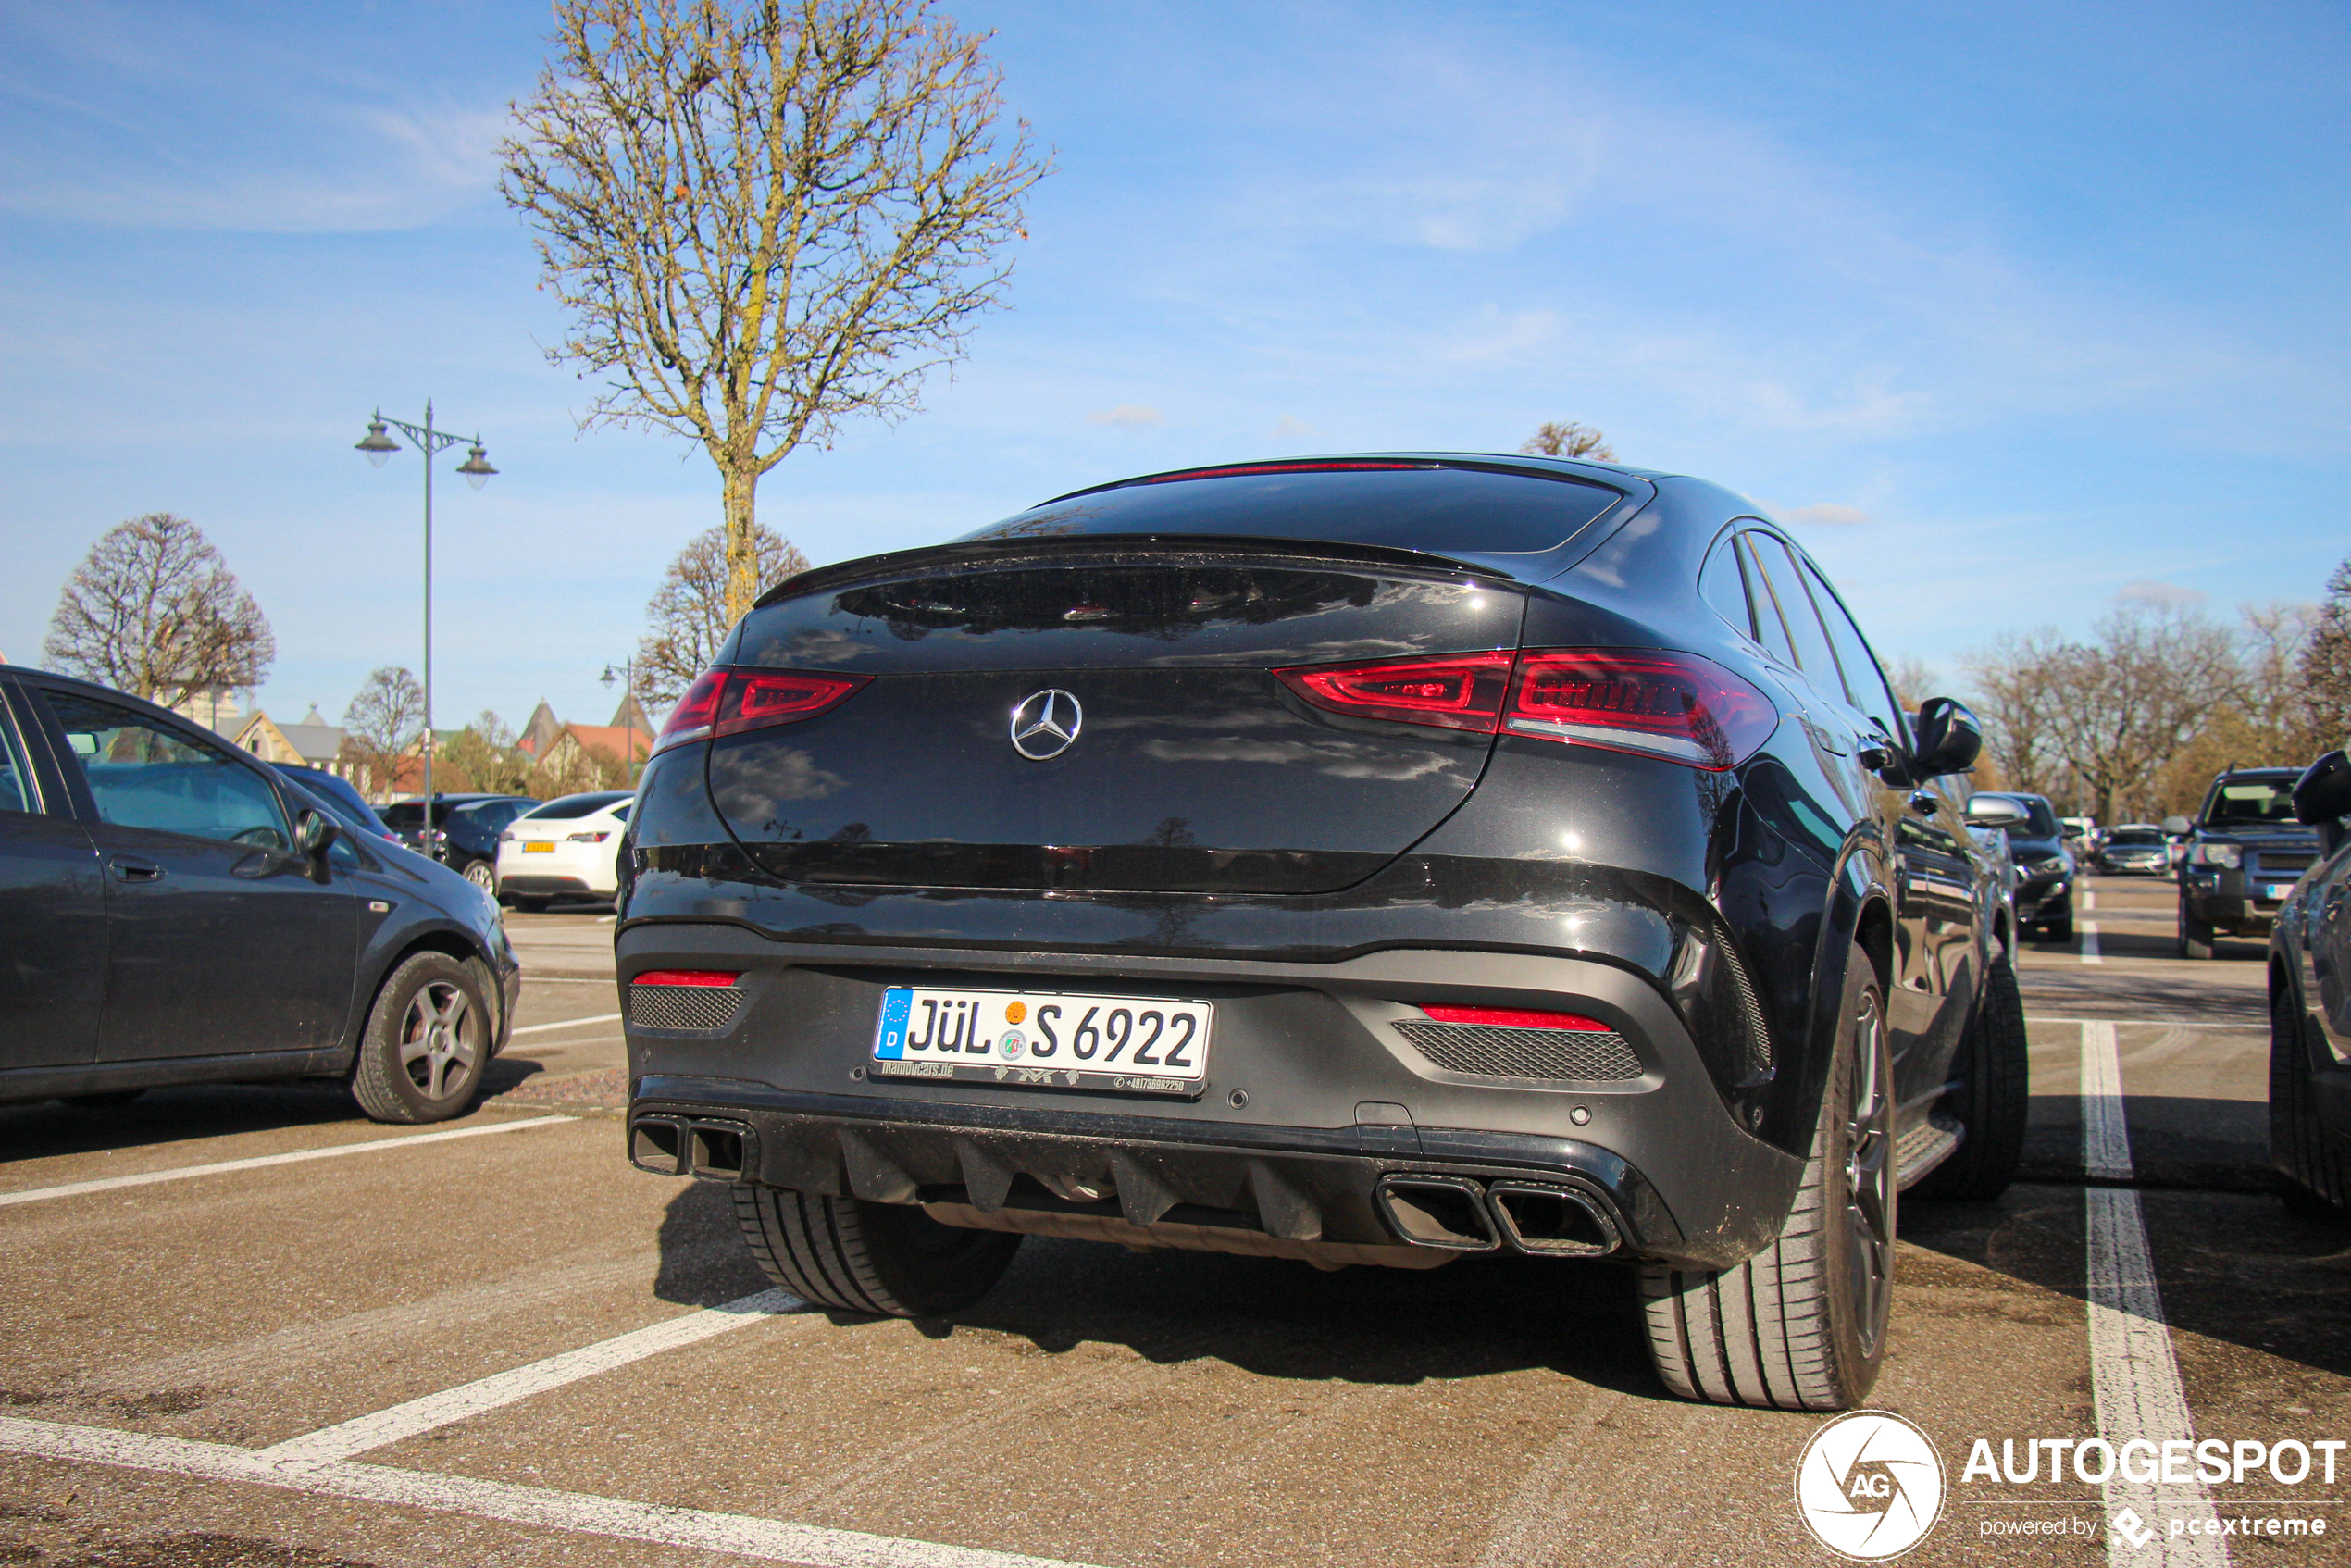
[630,1114,753,1181]
[1373,1174,1623,1258]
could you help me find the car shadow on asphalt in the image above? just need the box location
[0,1083,376,1164]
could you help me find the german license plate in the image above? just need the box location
[523,841,556,853]
[871,986,1212,1096]
[2266,883,2295,901]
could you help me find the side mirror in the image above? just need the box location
[2160,815,2193,837]
[2295,751,2351,852]
[1909,697,1984,778]
[1965,796,2028,829]
[295,807,340,857]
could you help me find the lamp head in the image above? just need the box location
[456,442,497,491]
[355,415,398,467]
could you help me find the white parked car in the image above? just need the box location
[495,790,633,911]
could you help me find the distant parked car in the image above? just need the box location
[1968,791,2073,940]
[494,790,632,910]
[0,665,519,1121]
[432,796,541,892]
[380,793,535,862]
[268,763,400,843]
[2059,815,2096,854]
[2169,767,2324,959]
[2267,749,2351,1213]
[2096,825,2171,875]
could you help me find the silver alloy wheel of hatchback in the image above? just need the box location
[401,979,480,1101]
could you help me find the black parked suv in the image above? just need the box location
[0,666,519,1121]
[2169,768,2325,959]
[617,454,2027,1411]
[1967,791,2073,940]
[2270,750,2351,1214]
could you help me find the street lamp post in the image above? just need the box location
[355,403,496,854]
[601,658,642,787]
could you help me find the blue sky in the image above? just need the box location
[2,0,2345,733]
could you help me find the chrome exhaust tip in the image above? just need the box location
[1486,1181,1622,1257]
[1373,1175,1501,1251]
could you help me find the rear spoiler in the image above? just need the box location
[758,532,1518,607]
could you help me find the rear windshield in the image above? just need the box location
[524,791,630,820]
[958,466,1624,557]
[2203,777,2298,827]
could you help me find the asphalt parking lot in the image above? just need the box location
[4,876,2345,1567]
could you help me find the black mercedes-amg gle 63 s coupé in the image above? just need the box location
[619,454,2027,1411]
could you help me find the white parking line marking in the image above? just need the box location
[0,1115,574,1208]
[260,1288,802,1463]
[2026,1017,2253,1029]
[0,1416,1099,1568]
[2079,1020,2226,1563]
[2080,922,2104,964]
[509,1011,623,1037]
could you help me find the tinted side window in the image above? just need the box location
[1698,536,1755,640]
[1735,534,1800,667]
[1800,559,1904,738]
[1748,535,1843,691]
[0,701,36,814]
[42,692,292,850]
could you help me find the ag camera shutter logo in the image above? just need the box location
[1794,1410,1947,1559]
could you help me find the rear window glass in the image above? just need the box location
[524,791,631,820]
[958,467,1624,556]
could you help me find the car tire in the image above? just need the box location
[1638,944,1893,1411]
[732,1185,1023,1316]
[462,859,496,894]
[350,952,492,1125]
[1909,952,2029,1201]
[2270,985,2349,1217]
[2178,905,2215,960]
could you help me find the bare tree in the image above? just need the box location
[1960,632,2069,799]
[445,710,538,798]
[1519,421,1617,462]
[637,521,811,703]
[501,0,1050,625]
[44,514,275,705]
[341,667,424,802]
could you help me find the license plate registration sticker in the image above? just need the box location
[872,987,1212,1096]
[2267,883,2295,901]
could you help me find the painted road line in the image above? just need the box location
[259,1288,802,1463]
[0,1416,1100,1568]
[2079,1020,2225,1565]
[2084,889,2097,910]
[2081,922,2105,964]
[2026,1017,2253,1029]
[0,1115,574,1209]
[509,1012,623,1037]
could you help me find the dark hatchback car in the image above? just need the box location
[0,666,519,1122]
[618,454,2026,1411]
[380,793,537,883]
[2269,750,2351,1214]
[1967,791,2073,940]
[2096,825,2171,876]
[269,762,401,844]
[2169,768,2325,959]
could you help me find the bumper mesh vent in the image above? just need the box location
[1396,1021,1642,1082]
[628,985,742,1032]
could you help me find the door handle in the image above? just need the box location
[108,855,164,884]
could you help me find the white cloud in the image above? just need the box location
[2115,579,2209,607]
[1087,404,1164,428]
[1782,503,1873,527]
[1267,415,1317,439]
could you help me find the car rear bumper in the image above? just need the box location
[617,924,1805,1271]
[498,873,604,897]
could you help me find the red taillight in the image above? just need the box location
[651,668,870,753]
[653,669,729,753]
[1273,651,1512,733]
[1423,1004,1610,1031]
[1271,646,1776,769]
[632,970,740,987]
[1506,650,1775,770]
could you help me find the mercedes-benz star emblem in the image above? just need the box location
[1009,689,1083,761]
